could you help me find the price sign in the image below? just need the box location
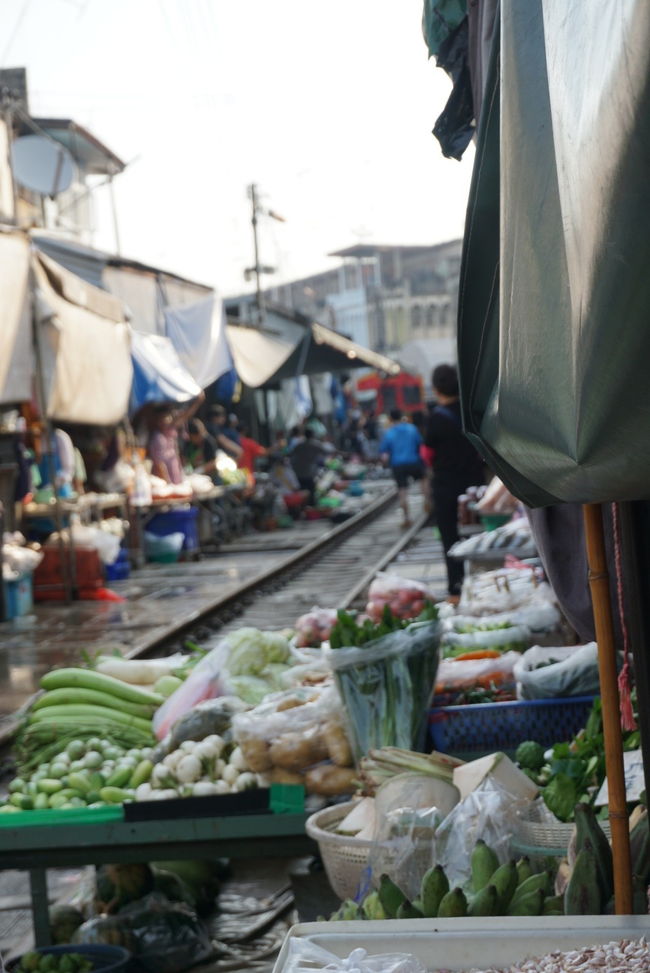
[595,749,645,806]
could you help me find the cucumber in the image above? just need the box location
[37,778,64,795]
[40,668,164,706]
[8,777,26,793]
[67,772,92,795]
[130,759,153,788]
[99,786,129,804]
[106,767,132,788]
[34,793,49,810]
[0,804,21,813]
[9,793,33,810]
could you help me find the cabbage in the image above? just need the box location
[262,663,291,690]
[225,628,290,676]
[227,675,272,705]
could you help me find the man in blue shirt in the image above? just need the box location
[379,409,427,527]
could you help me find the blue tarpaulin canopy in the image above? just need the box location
[130,331,200,413]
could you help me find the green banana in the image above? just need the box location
[378,874,407,918]
[510,870,553,907]
[574,803,613,908]
[420,864,449,918]
[470,840,499,893]
[412,898,424,912]
[396,900,424,919]
[361,891,387,920]
[489,860,519,912]
[516,856,533,886]
[437,887,468,918]
[632,873,648,915]
[630,808,650,887]
[467,883,499,917]
[542,893,564,915]
[507,888,545,916]
[564,844,601,915]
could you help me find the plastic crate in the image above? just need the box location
[146,506,199,552]
[34,547,103,600]
[4,572,34,618]
[428,695,596,757]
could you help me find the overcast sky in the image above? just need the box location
[2,0,474,296]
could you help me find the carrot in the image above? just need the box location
[451,649,502,662]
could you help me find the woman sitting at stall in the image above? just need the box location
[147,393,204,484]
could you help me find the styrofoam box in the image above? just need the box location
[273,917,650,973]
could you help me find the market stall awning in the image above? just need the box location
[0,231,32,405]
[130,331,201,412]
[164,295,233,389]
[34,251,132,425]
[458,0,650,507]
[310,322,400,375]
[224,324,298,388]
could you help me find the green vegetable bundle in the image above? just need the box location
[326,617,440,763]
[17,952,92,973]
[329,602,438,648]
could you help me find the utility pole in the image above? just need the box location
[245,183,285,327]
[250,183,264,325]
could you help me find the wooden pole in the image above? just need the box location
[582,502,633,914]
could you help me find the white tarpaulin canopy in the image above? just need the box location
[34,251,133,425]
[164,295,233,389]
[130,331,201,411]
[0,231,32,405]
[225,323,297,388]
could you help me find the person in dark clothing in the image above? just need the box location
[289,428,330,505]
[425,363,485,599]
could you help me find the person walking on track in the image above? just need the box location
[379,409,427,528]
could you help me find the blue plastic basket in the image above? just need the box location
[429,695,596,757]
[146,506,199,552]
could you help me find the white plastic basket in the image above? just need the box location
[273,917,650,973]
[305,802,375,901]
[512,800,611,856]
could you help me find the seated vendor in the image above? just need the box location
[148,393,204,484]
[183,419,218,479]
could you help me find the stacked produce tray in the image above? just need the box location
[273,917,650,973]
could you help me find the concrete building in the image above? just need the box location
[252,240,462,364]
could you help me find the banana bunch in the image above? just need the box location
[330,843,560,922]
[561,801,645,915]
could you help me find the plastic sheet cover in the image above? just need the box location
[130,331,201,411]
[0,232,31,405]
[164,295,233,389]
[457,0,650,506]
[35,252,132,425]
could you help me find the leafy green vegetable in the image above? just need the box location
[329,603,438,649]
[543,772,580,822]
[225,627,290,675]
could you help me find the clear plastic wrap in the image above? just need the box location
[283,941,427,973]
[294,607,338,648]
[232,684,355,793]
[74,893,213,973]
[153,642,229,740]
[514,642,601,699]
[458,567,555,617]
[441,623,530,656]
[365,573,435,623]
[433,651,520,706]
[325,620,440,762]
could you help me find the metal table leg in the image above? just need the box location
[29,868,51,947]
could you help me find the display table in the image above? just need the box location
[0,810,313,946]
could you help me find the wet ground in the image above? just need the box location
[0,519,333,729]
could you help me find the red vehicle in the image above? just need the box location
[356,371,424,415]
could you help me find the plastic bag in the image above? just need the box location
[153,643,229,740]
[514,642,601,699]
[433,651,520,705]
[325,620,440,762]
[365,572,435,622]
[74,893,213,973]
[441,622,531,656]
[475,476,518,514]
[284,940,427,973]
[458,567,554,617]
[232,684,355,789]
[294,607,338,648]
[434,776,531,889]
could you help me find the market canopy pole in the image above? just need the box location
[582,502,632,914]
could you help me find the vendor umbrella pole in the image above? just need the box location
[582,502,632,914]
